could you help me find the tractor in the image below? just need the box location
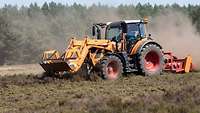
[40,18,192,80]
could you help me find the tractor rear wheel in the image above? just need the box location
[97,55,123,80]
[138,44,164,76]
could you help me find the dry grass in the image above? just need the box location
[0,64,43,76]
[0,71,200,113]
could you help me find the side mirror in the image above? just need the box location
[92,26,96,36]
[97,29,101,39]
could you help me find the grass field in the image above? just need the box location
[0,65,200,113]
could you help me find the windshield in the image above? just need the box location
[127,23,145,37]
[106,27,121,41]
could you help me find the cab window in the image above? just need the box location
[127,23,145,39]
[127,23,139,37]
[139,24,145,37]
[106,27,121,41]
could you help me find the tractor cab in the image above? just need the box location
[106,20,146,40]
[106,20,147,52]
[92,19,148,52]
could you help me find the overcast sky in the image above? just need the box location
[0,0,200,7]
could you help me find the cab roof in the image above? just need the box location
[124,20,143,23]
[107,20,144,25]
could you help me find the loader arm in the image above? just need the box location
[40,37,115,73]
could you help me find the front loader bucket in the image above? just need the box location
[40,60,72,73]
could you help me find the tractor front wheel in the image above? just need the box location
[97,55,123,80]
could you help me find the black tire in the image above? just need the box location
[138,44,164,76]
[96,55,123,80]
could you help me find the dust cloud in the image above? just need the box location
[5,7,200,69]
[149,10,200,69]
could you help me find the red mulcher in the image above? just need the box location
[164,52,192,73]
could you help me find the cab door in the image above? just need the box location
[126,23,145,53]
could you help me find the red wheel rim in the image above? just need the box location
[144,51,160,72]
[106,61,119,80]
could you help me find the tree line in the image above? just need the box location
[0,2,200,65]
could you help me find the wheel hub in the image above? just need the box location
[106,61,119,80]
[144,51,160,72]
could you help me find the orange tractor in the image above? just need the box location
[40,19,193,80]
